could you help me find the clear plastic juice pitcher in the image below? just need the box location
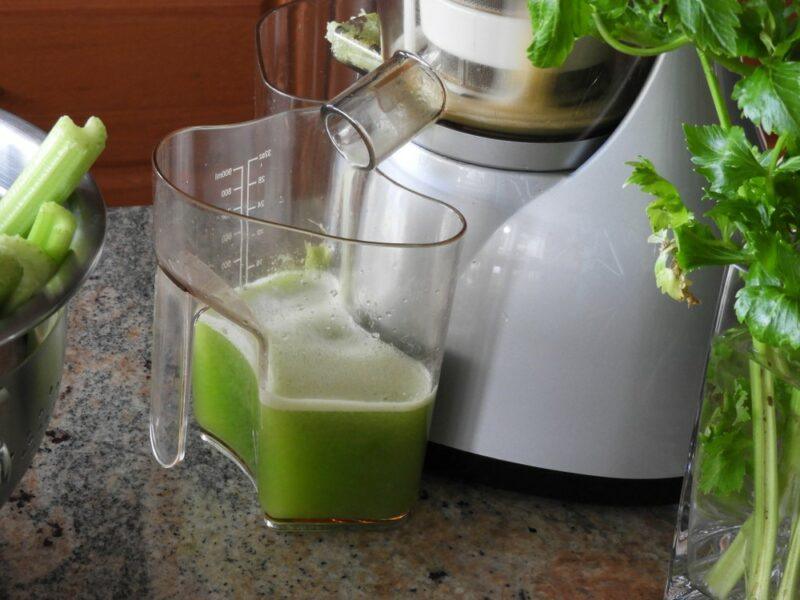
[149,108,465,529]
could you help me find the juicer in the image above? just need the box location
[261,0,721,480]
[320,0,721,481]
[382,50,720,480]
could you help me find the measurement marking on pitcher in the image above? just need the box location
[244,158,254,284]
[243,151,271,284]
[233,166,245,286]
[216,150,272,286]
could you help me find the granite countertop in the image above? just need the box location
[0,207,676,598]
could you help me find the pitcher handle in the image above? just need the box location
[150,267,196,468]
[150,255,268,469]
[321,50,446,169]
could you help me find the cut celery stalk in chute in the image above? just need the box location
[0,116,106,236]
[0,235,56,313]
[27,202,77,264]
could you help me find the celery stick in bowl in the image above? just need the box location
[28,202,78,265]
[0,235,56,314]
[0,116,105,315]
[0,254,23,308]
[0,116,106,236]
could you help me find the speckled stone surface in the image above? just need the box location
[0,207,677,599]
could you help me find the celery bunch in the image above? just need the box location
[0,116,106,315]
[527,2,800,597]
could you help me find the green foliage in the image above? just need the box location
[627,157,691,231]
[526,0,594,67]
[674,221,749,271]
[683,125,765,195]
[525,0,800,66]
[698,340,753,497]
[674,0,741,55]
[733,63,800,139]
[626,158,748,303]
[525,3,800,592]
[736,286,800,350]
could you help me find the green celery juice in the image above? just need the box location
[192,319,259,470]
[191,270,434,523]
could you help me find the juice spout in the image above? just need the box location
[321,51,446,169]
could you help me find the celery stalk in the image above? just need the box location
[27,202,77,264]
[705,358,800,598]
[0,116,106,236]
[749,345,780,600]
[0,235,56,313]
[0,254,23,308]
[705,517,751,598]
[777,485,800,600]
[776,389,800,600]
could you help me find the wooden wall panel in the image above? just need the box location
[0,0,284,206]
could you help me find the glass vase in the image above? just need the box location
[669,267,800,599]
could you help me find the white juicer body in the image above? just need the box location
[380,48,721,479]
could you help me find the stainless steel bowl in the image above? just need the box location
[0,110,106,507]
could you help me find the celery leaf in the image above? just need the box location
[733,63,800,138]
[684,124,766,195]
[527,0,592,68]
[675,0,742,55]
[626,157,692,232]
[735,285,800,350]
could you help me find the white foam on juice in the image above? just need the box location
[237,270,434,412]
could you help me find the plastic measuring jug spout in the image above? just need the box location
[321,50,446,169]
